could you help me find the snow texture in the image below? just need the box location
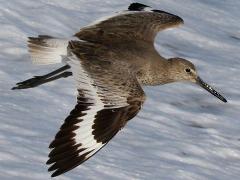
[0,0,240,179]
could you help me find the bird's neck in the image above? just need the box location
[152,60,176,85]
[136,56,175,86]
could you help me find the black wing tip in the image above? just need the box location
[50,170,62,178]
[128,2,150,11]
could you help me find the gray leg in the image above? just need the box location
[12,65,72,90]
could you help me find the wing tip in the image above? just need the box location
[47,150,95,177]
[128,2,184,24]
[128,3,150,11]
[128,3,184,25]
[50,169,64,178]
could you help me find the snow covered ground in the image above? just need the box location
[0,0,240,179]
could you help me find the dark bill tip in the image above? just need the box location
[196,77,227,103]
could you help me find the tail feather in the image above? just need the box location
[28,35,69,65]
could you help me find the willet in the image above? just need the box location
[12,2,227,177]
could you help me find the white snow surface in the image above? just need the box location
[0,0,240,179]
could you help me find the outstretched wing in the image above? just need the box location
[75,3,184,43]
[47,41,146,177]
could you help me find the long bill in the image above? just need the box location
[196,77,227,103]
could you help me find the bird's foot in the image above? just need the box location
[12,76,45,90]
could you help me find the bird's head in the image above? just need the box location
[167,57,227,103]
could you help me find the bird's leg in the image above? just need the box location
[12,65,72,90]
[12,71,72,90]
[34,65,71,79]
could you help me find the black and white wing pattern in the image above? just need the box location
[75,3,184,43]
[47,41,146,177]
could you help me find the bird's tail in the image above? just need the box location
[28,35,69,65]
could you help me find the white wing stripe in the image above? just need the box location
[68,54,105,154]
[80,144,103,157]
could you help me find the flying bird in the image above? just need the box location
[12,2,227,177]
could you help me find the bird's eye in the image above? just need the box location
[185,68,191,73]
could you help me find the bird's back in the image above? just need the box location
[69,39,167,86]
